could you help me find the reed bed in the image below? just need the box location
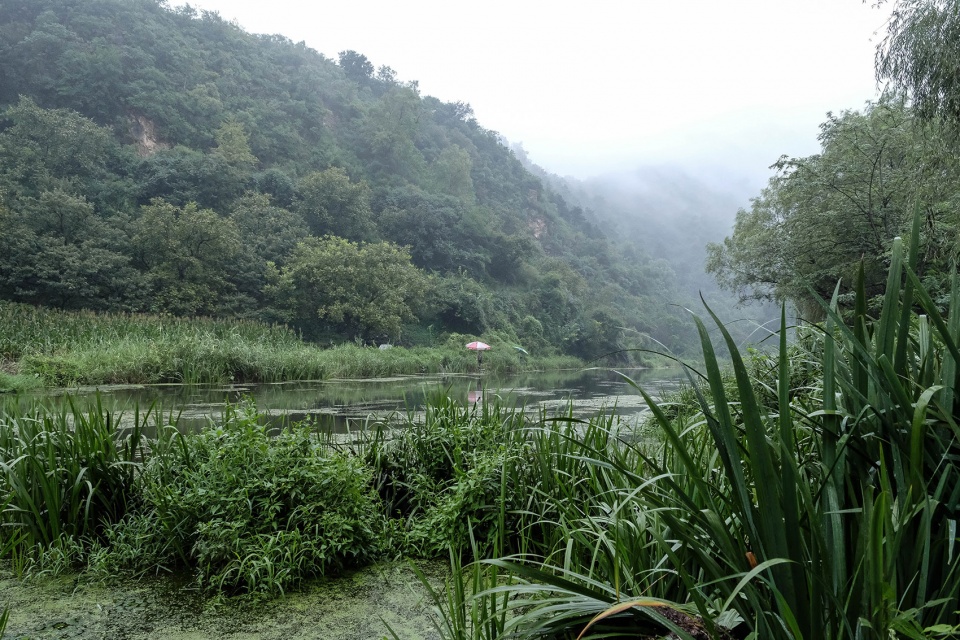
[428,215,960,639]
[0,301,578,387]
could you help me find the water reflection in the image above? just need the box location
[25,367,685,433]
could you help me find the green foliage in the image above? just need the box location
[132,200,245,315]
[294,167,374,241]
[0,0,703,358]
[0,96,117,198]
[0,301,570,387]
[278,236,424,341]
[707,98,960,315]
[878,0,960,122]
[212,117,258,172]
[434,212,960,639]
[0,190,141,309]
[121,403,384,596]
[368,395,527,557]
[0,396,147,553]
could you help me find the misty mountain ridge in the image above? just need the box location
[0,0,768,355]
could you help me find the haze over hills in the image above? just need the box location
[0,0,769,358]
[520,150,779,328]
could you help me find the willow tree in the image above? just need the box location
[707,99,960,316]
[878,0,960,122]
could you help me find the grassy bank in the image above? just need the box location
[0,302,581,389]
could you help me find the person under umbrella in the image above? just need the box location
[466,341,491,371]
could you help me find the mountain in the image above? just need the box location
[0,0,711,358]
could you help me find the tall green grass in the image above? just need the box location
[0,396,150,551]
[432,215,959,638]
[0,301,579,387]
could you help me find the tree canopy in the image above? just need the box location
[277,237,423,341]
[878,0,960,122]
[706,2,960,317]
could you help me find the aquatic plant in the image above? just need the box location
[367,392,530,557]
[430,215,960,638]
[102,402,386,597]
[0,396,149,553]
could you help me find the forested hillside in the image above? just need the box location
[0,0,705,358]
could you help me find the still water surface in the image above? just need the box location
[45,367,685,432]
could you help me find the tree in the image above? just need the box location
[430,145,475,202]
[378,189,468,273]
[706,99,960,314]
[227,192,308,310]
[132,200,244,315]
[136,146,247,210]
[878,0,960,122]
[360,84,426,180]
[338,50,373,84]
[0,191,141,310]
[0,96,116,198]
[212,117,258,172]
[229,192,307,266]
[294,168,374,241]
[278,236,423,340]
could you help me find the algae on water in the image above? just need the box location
[0,561,444,640]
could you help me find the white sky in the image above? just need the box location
[173,0,891,183]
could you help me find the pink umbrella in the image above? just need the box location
[465,341,491,351]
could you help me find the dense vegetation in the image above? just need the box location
[706,1,960,319]
[0,300,578,390]
[0,0,708,360]
[423,221,960,639]
[4,0,960,638]
[2,227,958,637]
[706,98,960,318]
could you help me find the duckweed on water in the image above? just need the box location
[0,560,446,640]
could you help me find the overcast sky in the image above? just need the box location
[173,0,891,184]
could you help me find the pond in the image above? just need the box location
[30,366,686,433]
[1,367,687,639]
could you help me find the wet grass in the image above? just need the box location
[0,301,579,387]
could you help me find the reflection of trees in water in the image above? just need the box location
[33,368,685,435]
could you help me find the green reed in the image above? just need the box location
[429,210,959,639]
[0,396,155,553]
[0,301,578,387]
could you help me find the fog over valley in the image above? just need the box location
[171,0,891,311]
[0,0,903,366]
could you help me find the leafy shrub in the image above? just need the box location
[370,395,527,556]
[109,403,385,597]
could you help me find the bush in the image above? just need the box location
[369,394,527,556]
[111,402,385,596]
